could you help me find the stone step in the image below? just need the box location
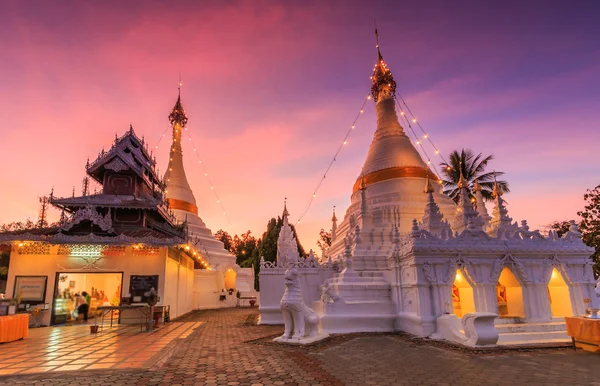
[497,330,569,344]
[497,338,572,347]
[495,317,565,324]
[496,321,566,333]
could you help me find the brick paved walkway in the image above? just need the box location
[0,320,201,376]
[1,308,600,385]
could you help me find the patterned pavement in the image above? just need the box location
[0,319,201,376]
[1,308,600,385]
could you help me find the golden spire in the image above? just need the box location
[331,206,338,222]
[169,86,188,128]
[424,177,434,193]
[473,179,482,192]
[492,173,503,197]
[371,27,396,102]
[375,23,383,62]
[282,197,289,218]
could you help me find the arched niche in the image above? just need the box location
[224,268,237,291]
[452,269,475,318]
[548,268,573,317]
[497,267,525,318]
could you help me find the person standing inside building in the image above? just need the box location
[75,291,90,322]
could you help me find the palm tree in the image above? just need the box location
[440,149,509,203]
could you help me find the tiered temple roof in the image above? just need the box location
[0,128,190,247]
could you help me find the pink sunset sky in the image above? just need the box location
[1,0,599,252]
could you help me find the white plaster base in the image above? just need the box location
[430,314,467,344]
[258,306,284,325]
[320,313,396,333]
[431,313,498,347]
[396,312,436,337]
[273,332,330,345]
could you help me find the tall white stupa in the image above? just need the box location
[328,35,456,258]
[163,89,236,272]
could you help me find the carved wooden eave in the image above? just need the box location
[0,231,186,246]
[86,131,163,189]
[61,206,113,233]
[52,195,157,210]
[50,194,173,221]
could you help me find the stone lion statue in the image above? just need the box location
[276,268,319,341]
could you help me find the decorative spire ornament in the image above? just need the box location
[422,177,445,236]
[282,198,290,226]
[473,179,492,230]
[488,173,513,237]
[168,87,188,128]
[371,28,397,102]
[331,206,338,241]
[452,165,480,233]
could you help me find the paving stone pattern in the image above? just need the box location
[1,308,600,385]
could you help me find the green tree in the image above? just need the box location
[231,231,257,266]
[0,219,36,232]
[316,229,331,252]
[578,185,600,276]
[440,149,509,203]
[214,229,233,252]
[546,220,573,238]
[251,216,306,291]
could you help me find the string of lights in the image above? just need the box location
[295,94,372,225]
[183,129,234,229]
[153,122,234,229]
[153,126,170,151]
[394,98,444,182]
[395,93,451,168]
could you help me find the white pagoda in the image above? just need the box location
[260,36,597,346]
[164,90,256,307]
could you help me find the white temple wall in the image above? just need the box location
[193,270,236,309]
[5,245,179,326]
[162,249,195,320]
[394,243,596,338]
[259,267,334,325]
[395,263,437,336]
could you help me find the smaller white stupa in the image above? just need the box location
[276,200,300,266]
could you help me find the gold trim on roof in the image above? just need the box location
[353,166,438,193]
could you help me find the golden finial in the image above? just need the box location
[473,179,482,192]
[282,197,289,217]
[492,172,503,197]
[374,19,383,62]
[331,206,338,222]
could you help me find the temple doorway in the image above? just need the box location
[224,268,236,292]
[497,267,525,317]
[452,270,475,317]
[548,268,573,317]
[52,272,122,325]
